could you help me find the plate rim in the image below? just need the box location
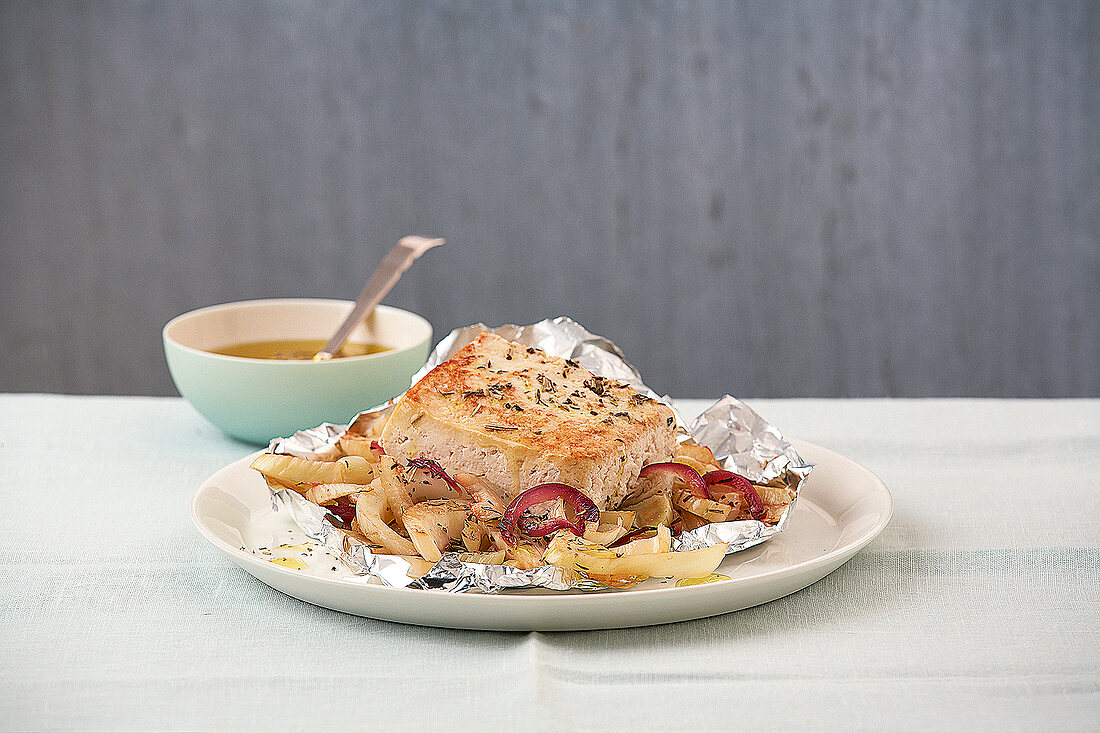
[191,438,893,608]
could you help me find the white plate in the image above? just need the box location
[192,439,892,630]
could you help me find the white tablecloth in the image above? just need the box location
[1,395,1097,731]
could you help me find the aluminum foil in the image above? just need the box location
[265,316,813,593]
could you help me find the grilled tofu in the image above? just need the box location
[379,331,676,509]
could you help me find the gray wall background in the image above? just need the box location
[1,1,1096,398]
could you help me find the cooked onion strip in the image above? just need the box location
[622,494,677,528]
[354,490,417,556]
[402,499,470,562]
[613,524,673,555]
[454,473,506,523]
[456,550,507,565]
[396,555,436,579]
[674,441,720,469]
[671,489,735,522]
[582,521,630,547]
[377,457,414,530]
[503,543,545,570]
[599,510,637,529]
[251,453,375,490]
[303,482,363,506]
[337,433,383,461]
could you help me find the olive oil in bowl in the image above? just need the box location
[209,339,392,361]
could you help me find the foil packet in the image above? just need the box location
[265,316,813,593]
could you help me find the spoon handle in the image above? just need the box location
[315,236,444,360]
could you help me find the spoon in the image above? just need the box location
[313,235,444,360]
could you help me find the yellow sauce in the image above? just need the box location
[208,339,391,360]
[269,557,308,570]
[675,573,729,587]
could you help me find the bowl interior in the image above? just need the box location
[164,299,431,359]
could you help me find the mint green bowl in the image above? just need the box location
[163,299,432,444]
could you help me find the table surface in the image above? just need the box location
[1,395,1097,732]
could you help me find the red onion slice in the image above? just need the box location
[501,483,600,545]
[639,462,712,499]
[703,469,767,520]
[326,503,357,524]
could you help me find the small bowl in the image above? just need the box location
[163,298,432,444]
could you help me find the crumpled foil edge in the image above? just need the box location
[265,316,814,593]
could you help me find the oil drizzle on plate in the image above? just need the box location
[269,556,308,570]
[273,543,313,552]
[675,573,729,587]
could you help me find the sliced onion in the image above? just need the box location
[608,526,658,548]
[703,470,766,520]
[406,457,466,495]
[501,483,600,545]
[640,462,712,499]
[525,517,584,538]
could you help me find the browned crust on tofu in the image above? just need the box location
[380,331,676,506]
